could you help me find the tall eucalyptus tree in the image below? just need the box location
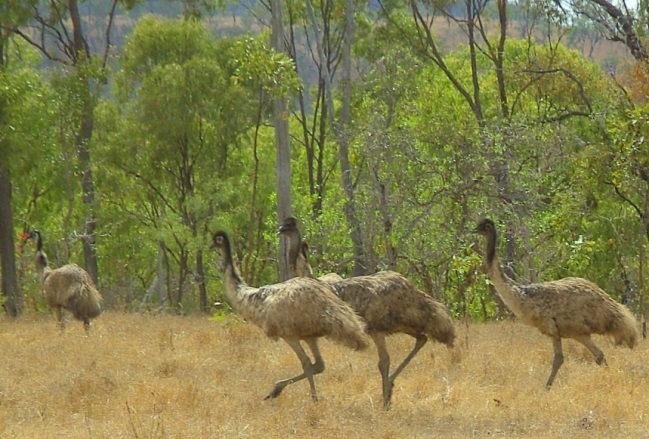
[5,0,130,290]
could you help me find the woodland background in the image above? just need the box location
[1,0,649,323]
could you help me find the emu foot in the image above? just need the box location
[264,383,318,402]
[383,380,394,410]
[264,384,285,400]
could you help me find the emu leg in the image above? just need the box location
[371,333,393,409]
[546,337,564,389]
[54,306,64,332]
[305,338,325,375]
[573,334,607,366]
[389,334,428,383]
[264,338,322,401]
[83,318,91,336]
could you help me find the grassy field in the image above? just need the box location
[0,311,647,438]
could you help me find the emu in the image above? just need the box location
[28,230,102,334]
[211,230,368,402]
[473,218,639,388]
[279,217,455,408]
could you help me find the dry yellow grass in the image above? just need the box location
[0,312,648,438]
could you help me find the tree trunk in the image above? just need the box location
[340,0,367,275]
[495,0,509,119]
[582,0,648,62]
[0,164,22,317]
[78,112,98,285]
[0,34,22,317]
[271,0,292,282]
[157,240,166,305]
[196,249,207,312]
[69,0,99,287]
[176,247,189,306]
[640,187,649,337]
[306,0,368,275]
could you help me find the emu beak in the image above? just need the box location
[278,222,293,234]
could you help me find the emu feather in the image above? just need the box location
[211,230,367,402]
[279,216,455,408]
[29,230,102,334]
[473,218,639,388]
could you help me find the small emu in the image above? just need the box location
[279,217,455,408]
[473,218,639,388]
[211,230,368,402]
[27,230,102,334]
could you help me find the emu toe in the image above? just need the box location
[383,381,395,409]
[264,384,285,400]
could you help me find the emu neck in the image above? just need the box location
[286,232,303,278]
[34,251,51,284]
[286,231,314,279]
[295,244,315,278]
[484,229,524,317]
[219,239,246,298]
[217,237,267,327]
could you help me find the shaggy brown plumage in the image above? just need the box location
[29,231,102,334]
[474,218,639,388]
[211,230,368,402]
[279,217,455,408]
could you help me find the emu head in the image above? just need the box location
[473,218,496,237]
[23,230,44,251]
[278,216,299,235]
[211,231,229,251]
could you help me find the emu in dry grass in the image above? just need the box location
[473,218,639,388]
[211,230,368,402]
[279,217,455,408]
[28,230,102,335]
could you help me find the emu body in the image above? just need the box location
[211,230,367,402]
[474,218,639,388]
[279,217,455,408]
[29,231,102,334]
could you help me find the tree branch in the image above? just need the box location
[604,179,644,219]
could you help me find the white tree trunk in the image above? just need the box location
[271,0,292,281]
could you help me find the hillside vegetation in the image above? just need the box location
[1,312,647,438]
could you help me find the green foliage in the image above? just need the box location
[6,3,648,319]
[94,16,296,307]
[447,248,496,321]
[228,35,302,97]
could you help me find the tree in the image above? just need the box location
[5,0,129,291]
[554,0,647,62]
[103,16,299,309]
[271,0,293,282]
[0,24,58,315]
[298,0,369,275]
[0,0,40,316]
[0,28,20,316]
